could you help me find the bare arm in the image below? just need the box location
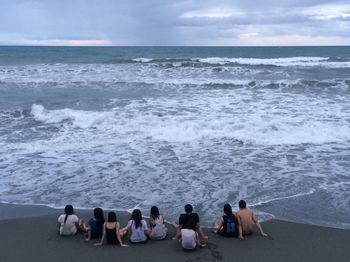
[237,214,243,239]
[144,221,151,236]
[159,215,165,224]
[116,223,128,247]
[171,220,181,240]
[149,217,155,228]
[252,212,267,237]
[196,223,208,240]
[213,218,224,233]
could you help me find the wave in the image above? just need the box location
[29,104,350,145]
[127,56,350,68]
[31,104,115,129]
[250,189,316,207]
[131,58,153,63]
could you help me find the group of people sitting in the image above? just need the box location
[57,200,267,250]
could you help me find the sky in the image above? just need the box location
[1,0,350,46]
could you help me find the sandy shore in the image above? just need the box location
[0,203,349,262]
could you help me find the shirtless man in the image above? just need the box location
[236,200,267,239]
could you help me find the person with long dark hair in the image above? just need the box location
[85,208,105,241]
[126,209,150,244]
[149,206,168,240]
[95,211,128,247]
[213,203,239,237]
[57,205,80,236]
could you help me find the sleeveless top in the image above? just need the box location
[106,223,119,244]
[221,215,238,237]
[150,217,167,240]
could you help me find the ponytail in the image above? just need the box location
[64,205,74,224]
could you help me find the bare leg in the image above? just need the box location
[195,233,206,248]
[213,219,221,233]
[119,229,126,238]
[85,228,91,241]
[78,219,88,232]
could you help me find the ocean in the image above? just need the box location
[0,46,349,228]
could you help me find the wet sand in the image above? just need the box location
[0,202,349,262]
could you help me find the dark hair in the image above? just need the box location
[64,205,74,223]
[239,200,247,209]
[94,208,105,226]
[223,203,233,216]
[107,211,117,222]
[150,206,160,219]
[131,209,142,229]
[184,204,193,213]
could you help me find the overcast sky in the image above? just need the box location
[1,0,350,46]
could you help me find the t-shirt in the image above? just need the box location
[58,214,79,236]
[127,219,148,243]
[181,229,197,250]
[179,213,199,231]
[88,218,104,238]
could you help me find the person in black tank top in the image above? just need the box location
[213,203,238,237]
[95,212,129,247]
[106,224,118,244]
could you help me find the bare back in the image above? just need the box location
[236,208,256,234]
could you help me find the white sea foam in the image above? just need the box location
[1,53,350,227]
[31,104,114,129]
[195,56,350,68]
[29,95,350,145]
[132,58,153,63]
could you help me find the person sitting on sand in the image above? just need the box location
[213,203,239,237]
[95,211,128,247]
[125,209,150,244]
[57,205,83,236]
[171,204,208,250]
[149,206,168,240]
[85,207,105,241]
[236,200,267,239]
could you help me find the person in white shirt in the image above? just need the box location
[57,205,80,236]
[124,209,150,244]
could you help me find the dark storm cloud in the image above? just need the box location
[0,0,349,45]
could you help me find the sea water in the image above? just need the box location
[0,46,349,228]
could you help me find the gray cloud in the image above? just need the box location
[0,0,349,45]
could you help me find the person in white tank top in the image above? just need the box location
[149,206,168,240]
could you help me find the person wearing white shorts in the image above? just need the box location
[181,229,199,250]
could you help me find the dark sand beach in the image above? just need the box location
[0,203,349,262]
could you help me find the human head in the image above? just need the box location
[184,204,193,214]
[239,200,247,209]
[64,205,74,215]
[107,211,117,222]
[223,203,233,215]
[94,208,105,221]
[150,206,160,219]
[131,209,142,228]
